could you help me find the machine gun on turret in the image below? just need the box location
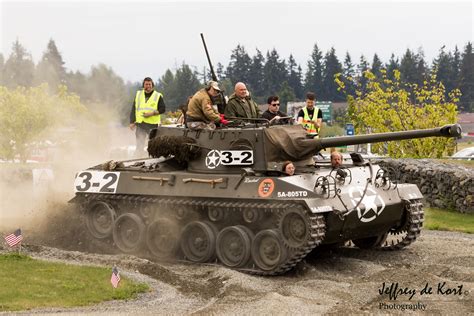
[200,33,226,114]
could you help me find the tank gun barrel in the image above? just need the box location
[313,124,462,152]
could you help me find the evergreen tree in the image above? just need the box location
[287,54,303,99]
[371,53,383,77]
[304,43,324,96]
[66,70,88,99]
[263,48,287,95]
[247,49,265,98]
[322,47,344,101]
[278,81,296,112]
[216,62,225,80]
[415,48,428,85]
[173,63,201,108]
[343,52,355,78]
[342,52,356,96]
[86,63,127,107]
[433,46,455,96]
[157,64,201,110]
[34,39,67,91]
[452,46,461,88]
[226,45,252,85]
[386,53,400,80]
[157,69,176,104]
[458,42,474,112]
[3,39,35,88]
[357,55,370,93]
[399,48,418,84]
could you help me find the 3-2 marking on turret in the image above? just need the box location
[205,150,253,168]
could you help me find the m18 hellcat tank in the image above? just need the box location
[71,122,461,275]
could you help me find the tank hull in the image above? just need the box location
[72,160,423,275]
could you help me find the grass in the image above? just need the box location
[424,207,474,234]
[0,253,149,312]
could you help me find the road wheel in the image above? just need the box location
[146,218,180,259]
[86,201,116,239]
[180,221,217,263]
[251,229,287,271]
[216,225,253,268]
[113,213,146,253]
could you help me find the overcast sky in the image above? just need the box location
[1,0,472,83]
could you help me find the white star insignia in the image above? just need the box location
[206,150,221,169]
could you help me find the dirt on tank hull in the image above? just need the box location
[70,123,461,275]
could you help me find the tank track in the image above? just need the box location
[76,193,326,276]
[381,199,424,250]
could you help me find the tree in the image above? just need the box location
[433,46,455,98]
[287,54,304,99]
[34,39,67,91]
[371,53,383,77]
[0,85,88,161]
[3,39,35,88]
[335,70,459,158]
[304,44,324,96]
[399,48,426,85]
[386,53,399,80]
[342,52,356,96]
[247,49,265,99]
[322,47,344,101]
[415,48,428,85]
[458,42,474,112]
[173,63,201,107]
[263,48,287,95]
[215,62,225,80]
[85,63,127,105]
[278,81,296,112]
[452,46,461,87]
[226,45,252,85]
[357,55,370,93]
[157,63,201,110]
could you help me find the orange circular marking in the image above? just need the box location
[258,178,275,198]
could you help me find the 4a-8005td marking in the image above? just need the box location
[74,171,120,193]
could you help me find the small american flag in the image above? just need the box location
[4,229,23,247]
[111,266,121,288]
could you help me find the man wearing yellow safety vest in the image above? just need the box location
[129,77,166,157]
[297,92,323,138]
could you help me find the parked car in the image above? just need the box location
[451,146,474,160]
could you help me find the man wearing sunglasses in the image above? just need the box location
[262,96,290,125]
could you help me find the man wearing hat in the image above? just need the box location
[186,81,229,130]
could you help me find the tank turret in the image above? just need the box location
[71,123,461,275]
[146,123,462,172]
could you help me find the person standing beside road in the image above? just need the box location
[297,92,323,138]
[186,81,229,130]
[129,77,166,157]
[224,82,260,119]
[262,95,290,125]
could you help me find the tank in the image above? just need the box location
[70,122,462,275]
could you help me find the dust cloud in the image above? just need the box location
[0,113,136,242]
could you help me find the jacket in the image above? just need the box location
[186,88,220,123]
[224,93,260,119]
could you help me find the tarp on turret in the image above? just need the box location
[263,125,319,163]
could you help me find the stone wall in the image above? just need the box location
[379,159,474,213]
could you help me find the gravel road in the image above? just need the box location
[1,227,472,315]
